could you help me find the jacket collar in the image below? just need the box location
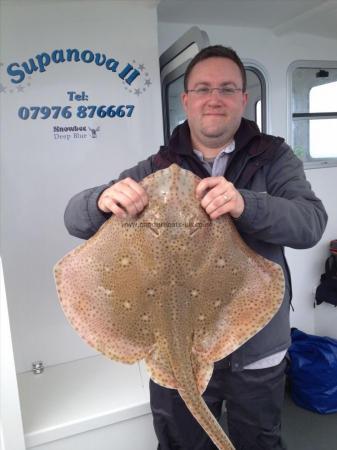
[168,118,261,157]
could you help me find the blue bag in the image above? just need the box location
[287,328,337,414]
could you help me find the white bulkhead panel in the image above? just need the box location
[1,1,162,448]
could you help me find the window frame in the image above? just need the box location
[287,60,337,169]
[243,60,269,133]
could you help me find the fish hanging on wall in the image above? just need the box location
[54,164,284,450]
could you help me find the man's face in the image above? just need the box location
[181,57,248,151]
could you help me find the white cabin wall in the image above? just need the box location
[158,22,337,338]
[1,0,163,374]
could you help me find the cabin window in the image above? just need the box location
[164,66,266,143]
[243,67,266,132]
[167,75,185,136]
[290,62,337,168]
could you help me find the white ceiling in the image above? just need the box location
[157,0,337,40]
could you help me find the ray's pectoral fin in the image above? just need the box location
[192,251,285,370]
[54,235,158,364]
[187,221,285,383]
[145,345,178,389]
[145,343,214,393]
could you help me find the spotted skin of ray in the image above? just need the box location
[54,164,285,450]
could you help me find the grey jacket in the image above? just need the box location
[64,119,328,371]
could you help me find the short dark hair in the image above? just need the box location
[183,45,247,92]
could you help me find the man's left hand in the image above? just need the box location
[195,176,245,220]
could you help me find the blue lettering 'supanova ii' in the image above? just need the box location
[6,48,140,85]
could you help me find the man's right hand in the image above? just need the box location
[98,177,148,218]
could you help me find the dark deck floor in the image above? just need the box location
[282,390,337,450]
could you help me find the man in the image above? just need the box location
[65,46,327,449]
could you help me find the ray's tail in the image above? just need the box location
[178,383,235,450]
[171,352,235,450]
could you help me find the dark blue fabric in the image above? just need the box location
[288,328,337,414]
